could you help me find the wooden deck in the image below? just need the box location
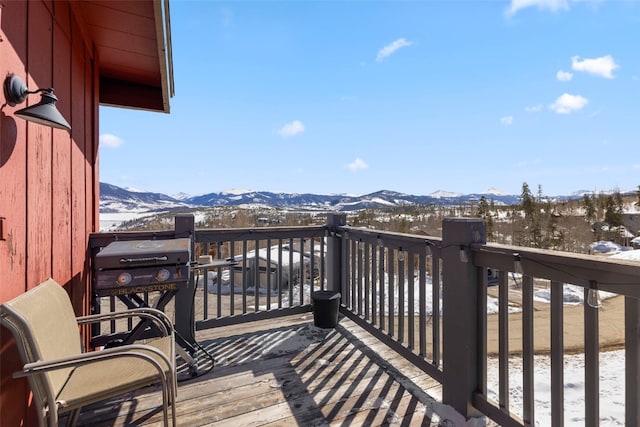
[73,313,447,426]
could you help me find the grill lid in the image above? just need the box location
[95,238,191,270]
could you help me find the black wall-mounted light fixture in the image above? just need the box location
[3,74,71,131]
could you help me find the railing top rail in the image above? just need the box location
[473,242,640,297]
[193,225,327,242]
[338,225,441,249]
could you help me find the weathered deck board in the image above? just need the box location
[73,314,444,426]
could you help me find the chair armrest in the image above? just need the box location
[14,344,172,380]
[76,308,173,337]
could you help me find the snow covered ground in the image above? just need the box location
[486,349,625,426]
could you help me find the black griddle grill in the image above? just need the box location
[92,238,196,362]
[94,238,191,296]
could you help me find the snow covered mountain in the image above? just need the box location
[98,182,523,214]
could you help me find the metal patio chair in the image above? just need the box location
[0,278,177,426]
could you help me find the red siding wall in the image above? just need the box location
[0,1,98,425]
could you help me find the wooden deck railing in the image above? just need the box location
[89,214,640,426]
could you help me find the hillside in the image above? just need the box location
[100,182,535,214]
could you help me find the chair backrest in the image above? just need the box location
[0,278,83,406]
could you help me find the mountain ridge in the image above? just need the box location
[100,182,574,214]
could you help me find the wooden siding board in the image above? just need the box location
[0,0,28,300]
[0,4,30,426]
[26,0,54,288]
[52,16,72,285]
[82,50,96,320]
[53,0,71,41]
[70,14,87,317]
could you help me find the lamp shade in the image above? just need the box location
[3,74,71,131]
[14,90,71,131]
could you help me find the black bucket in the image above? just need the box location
[311,290,341,328]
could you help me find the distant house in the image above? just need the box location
[0,1,173,424]
[235,241,323,290]
[622,213,640,235]
[196,241,324,294]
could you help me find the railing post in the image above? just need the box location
[174,213,196,347]
[626,296,640,426]
[326,214,346,295]
[442,217,485,419]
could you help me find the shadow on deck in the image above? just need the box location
[73,314,448,426]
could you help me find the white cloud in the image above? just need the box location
[505,0,569,16]
[100,133,124,148]
[525,104,543,113]
[500,116,514,126]
[347,157,368,172]
[376,38,412,63]
[571,55,619,79]
[277,120,305,137]
[549,93,588,114]
[556,70,573,81]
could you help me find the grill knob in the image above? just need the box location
[117,272,132,285]
[156,268,171,282]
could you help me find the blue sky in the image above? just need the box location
[99,0,640,197]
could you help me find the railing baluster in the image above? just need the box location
[229,240,235,316]
[288,237,294,307]
[319,236,325,291]
[432,254,441,366]
[551,280,564,427]
[371,242,377,325]
[364,242,370,320]
[350,239,356,310]
[242,240,248,314]
[478,267,488,397]
[109,296,116,333]
[310,238,316,292]
[522,275,534,426]
[498,270,509,411]
[584,286,599,426]
[357,240,363,315]
[398,248,405,344]
[388,249,395,337]
[277,240,283,308]
[216,241,222,318]
[378,245,385,330]
[265,238,271,310]
[626,296,640,426]
[419,249,426,357]
[341,233,349,307]
[254,238,260,312]
[408,249,415,351]
[298,237,304,306]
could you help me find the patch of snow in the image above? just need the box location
[430,190,463,198]
[222,189,252,195]
[609,249,640,262]
[487,349,625,425]
[589,240,628,254]
[484,187,508,196]
[124,186,147,193]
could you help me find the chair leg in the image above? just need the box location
[161,381,171,427]
[170,380,177,426]
[67,408,81,427]
[49,403,60,427]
